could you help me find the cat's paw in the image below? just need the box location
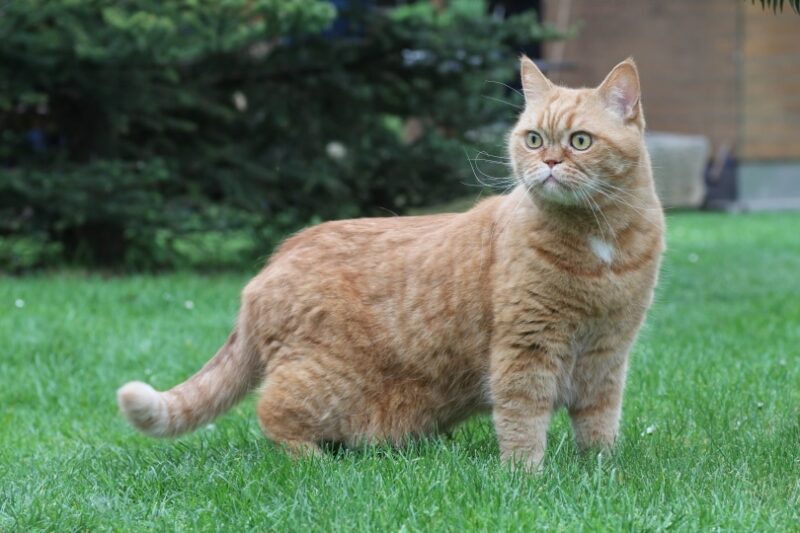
[573,423,618,453]
[501,448,545,474]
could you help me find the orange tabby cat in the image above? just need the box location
[118,57,664,470]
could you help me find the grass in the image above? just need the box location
[2,210,800,531]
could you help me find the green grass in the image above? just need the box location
[2,211,800,531]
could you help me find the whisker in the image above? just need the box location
[470,168,515,188]
[588,192,619,248]
[593,183,663,216]
[468,157,512,166]
[481,95,522,109]
[577,188,613,245]
[576,189,602,237]
[464,150,517,191]
[574,177,659,217]
[474,151,511,161]
[472,152,511,164]
[565,174,667,234]
[494,182,534,239]
[485,80,525,99]
[477,180,523,272]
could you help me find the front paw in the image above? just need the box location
[500,446,546,474]
[573,424,618,453]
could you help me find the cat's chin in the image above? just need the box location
[529,185,585,208]
[519,173,584,207]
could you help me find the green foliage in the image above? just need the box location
[0,0,559,269]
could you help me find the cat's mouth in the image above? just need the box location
[526,173,567,194]
[528,172,585,206]
[541,173,567,190]
[522,171,580,203]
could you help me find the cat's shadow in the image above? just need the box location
[314,420,501,461]
[317,432,460,459]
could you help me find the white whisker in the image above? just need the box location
[482,95,522,109]
[485,80,525,100]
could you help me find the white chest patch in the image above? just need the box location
[588,236,615,264]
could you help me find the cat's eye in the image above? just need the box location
[570,132,592,151]
[524,131,543,149]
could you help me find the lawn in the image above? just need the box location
[2,211,799,531]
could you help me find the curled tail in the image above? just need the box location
[117,328,261,437]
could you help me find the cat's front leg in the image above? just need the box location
[490,342,564,471]
[568,344,630,452]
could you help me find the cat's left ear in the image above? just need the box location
[597,58,641,121]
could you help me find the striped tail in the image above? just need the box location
[117,328,261,437]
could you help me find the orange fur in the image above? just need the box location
[118,57,664,471]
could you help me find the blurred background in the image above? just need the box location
[1,0,798,272]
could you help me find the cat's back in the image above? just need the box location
[240,196,502,360]
[273,211,460,263]
[268,195,501,270]
[244,195,501,304]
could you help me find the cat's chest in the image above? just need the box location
[495,221,662,322]
[511,242,655,317]
[587,236,615,264]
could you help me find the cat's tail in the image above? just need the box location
[116,328,261,437]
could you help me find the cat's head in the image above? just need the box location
[509,57,647,207]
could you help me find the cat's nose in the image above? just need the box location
[544,159,563,169]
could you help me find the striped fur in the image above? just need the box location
[117,58,664,471]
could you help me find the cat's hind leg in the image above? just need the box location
[256,355,442,454]
[256,360,334,457]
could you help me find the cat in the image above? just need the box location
[118,56,664,471]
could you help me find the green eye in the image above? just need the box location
[524,131,543,149]
[570,131,592,150]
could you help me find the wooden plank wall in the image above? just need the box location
[541,0,740,156]
[741,3,800,160]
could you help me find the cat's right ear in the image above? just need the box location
[520,56,553,105]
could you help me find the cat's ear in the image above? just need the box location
[520,55,553,104]
[597,58,641,120]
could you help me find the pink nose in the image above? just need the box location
[545,159,562,168]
